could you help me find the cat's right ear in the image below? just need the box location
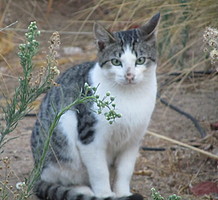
[139,12,160,42]
[94,22,115,51]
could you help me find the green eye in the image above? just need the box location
[111,59,122,66]
[136,57,146,65]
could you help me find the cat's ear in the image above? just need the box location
[94,22,116,51]
[139,12,160,42]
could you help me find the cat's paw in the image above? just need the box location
[115,192,132,198]
[74,186,94,196]
[95,191,116,198]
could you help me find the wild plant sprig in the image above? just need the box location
[18,21,40,76]
[151,188,181,200]
[0,22,60,148]
[84,83,122,124]
[167,194,181,200]
[151,188,164,200]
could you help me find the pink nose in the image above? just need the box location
[125,73,135,82]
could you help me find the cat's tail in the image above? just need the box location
[34,180,143,200]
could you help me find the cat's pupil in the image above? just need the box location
[136,57,146,65]
[111,58,121,66]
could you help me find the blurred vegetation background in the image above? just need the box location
[1,0,218,72]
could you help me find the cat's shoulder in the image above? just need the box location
[56,61,96,84]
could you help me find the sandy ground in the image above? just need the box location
[1,76,217,199]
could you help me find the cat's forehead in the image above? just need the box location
[113,29,140,44]
[98,27,157,63]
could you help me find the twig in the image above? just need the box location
[168,70,218,77]
[165,70,218,84]
[47,0,53,14]
[158,95,206,138]
[4,28,92,35]
[0,21,18,32]
[147,130,218,160]
[141,147,176,151]
[24,113,37,117]
[159,70,218,89]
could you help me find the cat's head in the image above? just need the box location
[94,13,160,86]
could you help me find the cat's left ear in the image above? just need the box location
[94,22,116,51]
[139,12,160,42]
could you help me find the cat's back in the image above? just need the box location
[56,61,96,87]
[31,61,96,155]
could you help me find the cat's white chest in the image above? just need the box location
[91,63,157,146]
[111,86,156,139]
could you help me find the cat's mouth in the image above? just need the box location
[126,80,136,85]
[119,79,138,85]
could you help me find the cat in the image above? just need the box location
[31,12,160,200]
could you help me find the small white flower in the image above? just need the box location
[208,39,217,48]
[210,49,218,60]
[209,27,218,37]
[16,182,26,190]
[51,66,60,75]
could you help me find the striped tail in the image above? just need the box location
[34,180,144,200]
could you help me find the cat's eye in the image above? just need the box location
[136,57,146,65]
[111,59,122,66]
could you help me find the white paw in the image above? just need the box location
[95,191,116,198]
[115,192,132,197]
[74,186,94,196]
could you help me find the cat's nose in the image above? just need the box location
[125,73,135,82]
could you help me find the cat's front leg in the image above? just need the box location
[113,144,139,197]
[78,141,114,198]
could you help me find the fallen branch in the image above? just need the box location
[168,70,218,78]
[147,130,218,160]
[0,21,18,32]
[158,96,206,138]
[141,147,176,151]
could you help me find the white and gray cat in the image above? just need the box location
[31,13,160,200]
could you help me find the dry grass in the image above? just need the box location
[1,0,218,71]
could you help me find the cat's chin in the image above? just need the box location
[124,82,137,86]
[117,80,139,86]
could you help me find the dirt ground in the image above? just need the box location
[0,1,218,200]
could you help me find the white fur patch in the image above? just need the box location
[120,46,137,69]
[58,110,80,164]
[41,110,89,186]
